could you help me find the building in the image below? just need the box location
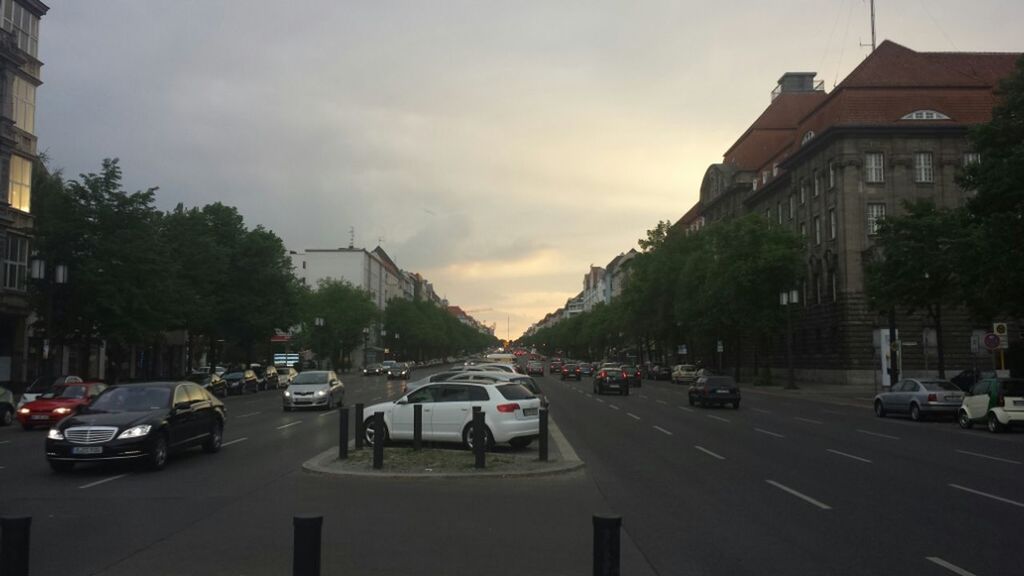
[581,266,605,312]
[604,249,637,303]
[0,0,46,389]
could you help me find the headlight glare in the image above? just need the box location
[18,407,29,414]
[53,407,72,415]
[117,425,152,439]
[283,390,291,397]
[47,428,64,440]
[316,389,327,396]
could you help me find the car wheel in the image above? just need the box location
[462,422,494,451]
[203,421,223,453]
[49,460,74,474]
[365,418,389,447]
[910,403,922,422]
[958,410,973,429]
[147,433,169,471]
[509,437,532,450]
[987,412,1004,433]
[874,400,886,418]
[0,406,13,426]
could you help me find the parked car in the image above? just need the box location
[283,370,344,411]
[17,375,84,409]
[688,375,740,408]
[950,368,996,392]
[1,385,16,426]
[579,363,595,377]
[593,367,630,396]
[621,365,642,387]
[526,360,545,376]
[361,381,541,450]
[387,362,411,380]
[187,372,227,398]
[363,363,384,376]
[45,381,226,473]
[259,365,280,391]
[957,377,1024,432]
[276,366,298,388]
[403,370,469,394]
[560,363,582,381]
[17,382,108,430]
[194,365,227,377]
[223,370,259,395]
[444,371,549,409]
[646,365,672,381]
[873,378,964,421]
[671,364,699,385]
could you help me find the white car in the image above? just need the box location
[282,370,345,411]
[362,381,541,449]
[957,377,1024,432]
[671,364,699,384]
[276,366,298,388]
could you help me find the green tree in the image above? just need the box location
[299,279,378,369]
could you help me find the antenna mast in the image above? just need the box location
[860,0,877,52]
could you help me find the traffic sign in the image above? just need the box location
[993,323,1009,349]
[983,332,1001,351]
[716,340,724,353]
[678,345,688,355]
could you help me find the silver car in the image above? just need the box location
[874,378,964,421]
[283,370,344,411]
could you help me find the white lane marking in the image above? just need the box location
[925,557,979,576]
[639,395,649,399]
[677,405,694,413]
[653,426,673,436]
[707,414,731,423]
[752,408,771,414]
[585,393,593,398]
[826,449,873,464]
[222,437,248,447]
[755,428,785,438]
[694,445,725,460]
[79,474,129,490]
[0,466,5,469]
[627,413,641,421]
[765,480,832,510]
[276,421,302,430]
[794,417,824,425]
[318,410,339,417]
[0,440,11,445]
[955,449,1021,465]
[948,484,1024,509]
[236,411,262,419]
[857,429,900,440]
[595,398,605,404]
[608,404,620,411]
[656,400,668,405]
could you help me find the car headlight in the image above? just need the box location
[47,428,64,440]
[117,425,152,439]
[53,407,72,415]
[316,389,327,397]
[283,390,291,397]
[18,407,29,414]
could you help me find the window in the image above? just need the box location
[751,179,758,192]
[814,273,822,304]
[962,152,981,166]
[814,216,821,245]
[764,208,770,220]
[12,76,35,134]
[800,222,807,238]
[173,386,190,406]
[772,163,779,177]
[788,195,795,220]
[3,234,28,291]
[8,155,31,212]
[865,153,884,183]
[2,1,39,57]
[867,203,886,235]
[828,208,836,240]
[777,202,782,224]
[799,181,806,204]
[900,110,950,121]
[914,152,934,183]
[801,130,815,145]
[813,170,821,197]
[762,170,770,184]
[830,270,837,302]
[828,162,836,188]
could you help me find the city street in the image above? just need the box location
[2,367,1022,575]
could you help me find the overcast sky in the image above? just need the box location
[37,1,1023,338]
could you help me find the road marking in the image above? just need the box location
[765,480,832,510]
[948,484,1024,509]
[677,405,694,413]
[694,445,725,460]
[222,437,248,447]
[653,425,673,436]
[857,429,900,440]
[925,557,978,576]
[755,428,785,438]
[955,449,1021,465]
[752,408,771,414]
[277,421,302,430]
[585,393,593,398]
[370,396,382,401]
[0,440,11,445]
[595,398,605,404]
[236,411,262,419]
[318,410,338,417]
[826,449,873,464]
[707,415,731,423]
[79,474,129,490]
[608,404,620,410]
[794,417,823,425]
[656,400,668,405]
[627,413,641,421]
[640,395,649,399]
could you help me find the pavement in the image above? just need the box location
[743,382,879,408]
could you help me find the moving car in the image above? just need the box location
[578,363,595,377]
[526,360,545,376]
[548,359,563,375]
[688,375,740,408]
[363,363,384,376]
[957,377,1024,432]
[17,382,108,430]
[560,363,581,381]
[283,370,344,411]
[873,378,964,421]
[187,372,227,398]
[621,365,642,387]
[387,362,411,380]
[223,370,259,395]
[671,364,699,385]
[45,381,226,473]
[17,375,83,409]
[259,365,280,391]
[361,381,540,450]
[593,366,630,395]
[1,385,16,426]
[646,365,672,381]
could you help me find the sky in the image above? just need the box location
[36,1,1024,339]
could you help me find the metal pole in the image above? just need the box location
[1,516,31,576]
[354,403,364,450]
[413,404,422,451]
[538,408,549,462]
[592,514,621,576]
[292,514,322,576]
[337,406,349,460]
[472,406,485,469]
[785,304,797,389]
[372,411,384,469]
[888,307,899,385]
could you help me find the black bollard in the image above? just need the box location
[413,403,422,451]
[472,406,485,469]
[592,514,621,576]
[539,408,549,462]
[338,405,349,460]
[354,403,365,450]
[372,411,384,469]
[293,514,323,576]
[1,516,31,576]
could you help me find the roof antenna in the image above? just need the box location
[859,0,877,52]
[349,226,355,249]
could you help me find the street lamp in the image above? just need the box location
[780,289,799,390]
[362,327,370,368]
[314,317,325,368]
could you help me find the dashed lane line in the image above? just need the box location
[639,395,649,399]
[656,400,668,405]
[955,449,1021,465]
[765,480,832,510]
[236,411,262,419]
[856,429,900,440]
[653,426,673,436]
[707,414,731,423]
[222,437,248,447]
[677,405,694,413]
[79,474,129,490]
[826,449,873,464]
[276,421,302,430]
[794,417,824,425]
[925,557,978,576]
[694,445,726,460]
[608,405,620,410]
[755,428,785,439]
[627,413,641,421]
[752,408,771,414]
[948,484,1024,509]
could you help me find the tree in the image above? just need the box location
[299,279,378,369]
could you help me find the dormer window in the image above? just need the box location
[801,131,815,145]
[901,110,951,121]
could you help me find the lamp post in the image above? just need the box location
[30,258,69,378]
[394,332,400,361]
[314,317,325,368]
[362,327,370,368]
[780,289,799,390]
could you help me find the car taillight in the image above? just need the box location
[496,403,520,413]
[621,371,628,379]
[927,393,937,402]
[599,371,607,379]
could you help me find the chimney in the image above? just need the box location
[771,72,822,101]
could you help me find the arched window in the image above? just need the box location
[801,130,815,145]
[900,110,951,121]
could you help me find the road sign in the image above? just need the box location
[678,345,688,355]
[716,340,724,353]
[983,332,1001,351]
[993,323,1009,349]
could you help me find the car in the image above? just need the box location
[593,366,630,395]
[387,362,412,380]
[464,363,518,374]
[560,363,581,381]
[578,363,595,377]
[45,381,226,473]
[16,375,84,409]
[688,375,740,408]
[17,382,108,430]
[283,370,344,411]
[222,370,259,395]
[957,377,1024,432]
[671,364,699,385]
[950,368,996,392]
[443,371,550,409]
[186,372,227,398]
[259,365,280,391]
[276,366,298,387]
[646,365,672,381]
[1,385,16,426]
[621,365,642,387]
[194,365,227,377]
[525,360,545,375]
[548,360,563,375]
[361,380,541,450]
[873,378,964,421]
[363,363,384,376]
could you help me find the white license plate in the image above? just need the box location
[716,389,731,394]
[945,396,960,401]
[1015,400,1024,407]
[523,408,538,416]
[31,415,49,420]
[72,446,103,455]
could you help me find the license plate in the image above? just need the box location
[31,415,49,420]
[523,408,538,416]
[72,446,103,455]
[945,396,960,401]
[716,389,731,394]
[1015,400,1024,406]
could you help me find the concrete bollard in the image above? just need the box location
[293,514,323,576]
[1,516,31,576]
[539,407,549,462]
[593,514,621,576]
[338,405,349,460]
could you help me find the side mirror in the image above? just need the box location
[396,399,408,405]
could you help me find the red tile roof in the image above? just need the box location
[724,91,828,170]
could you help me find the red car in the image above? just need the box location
[16,381,108,430]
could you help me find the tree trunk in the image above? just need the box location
[733,335,742,381]
[934,303,946,379]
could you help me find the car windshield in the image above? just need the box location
[87,387,170,413]
[293,372,330,385]
[497,383,534,400]
[40,385,87,399]
[920,380,959,391]
[223,372,243,380]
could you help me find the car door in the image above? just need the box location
[185,384,215,440]
[430,384,477,440]
[897,380,919,413]
[169,385,198,446]
[965,380,992,420]
[391,386,438,440]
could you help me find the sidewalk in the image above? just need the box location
[743,382,878,408]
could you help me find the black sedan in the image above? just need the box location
[593,367,630,396]
[187,372,227,397]
[45,381,226,473]
[223,370,259,395]
[688,375,740,408]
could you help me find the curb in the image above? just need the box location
[302,416,585,479]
